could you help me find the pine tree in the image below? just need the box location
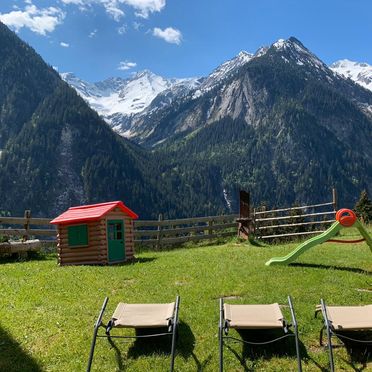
[354,190,372,224]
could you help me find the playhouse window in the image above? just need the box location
[68,224,88,247]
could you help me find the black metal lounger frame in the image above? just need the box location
[219,295,302,372]
[87,296,180,372]
[317,298,372,372]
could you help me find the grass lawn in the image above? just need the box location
[0,227,371,371]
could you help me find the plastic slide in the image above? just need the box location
[265,208,372,266]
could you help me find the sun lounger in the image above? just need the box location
[316,299,372,372]
[219,296,302,371]
[87,296,180,372]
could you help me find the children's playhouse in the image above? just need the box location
[50,201,138,266]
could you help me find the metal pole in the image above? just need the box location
[320,299,335,372]
[170,296,180,372]
[87,297,109,372]
[219,298,224,372]
[288,296,302,372]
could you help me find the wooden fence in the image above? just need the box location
[253,189,337,240]
[0,212,239,250]
[134,214,238,248]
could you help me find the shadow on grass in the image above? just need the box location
[290,262,372,275]
[336,331,372,371]
[0,251,53,264]
[108,321,202,370]
[224,328,308,371]
[0,325,41,372]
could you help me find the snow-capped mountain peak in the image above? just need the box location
[193,50,253,97]
[61,70,199,120]
[330,59,372,91]
[270,37,328,71]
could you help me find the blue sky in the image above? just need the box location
[1,0,372,82]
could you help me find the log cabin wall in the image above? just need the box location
[105,208,135,261]
[57,219,107,266]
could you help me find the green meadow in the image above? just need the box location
[0,228,371,371]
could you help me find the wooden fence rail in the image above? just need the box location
[134,214,239,248]
[0,213,239,250]
[253,189,337,240]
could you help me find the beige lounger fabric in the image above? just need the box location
[112,302,175,328]
[326,305,372,330]
[224,303,284,329]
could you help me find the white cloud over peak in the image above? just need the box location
[60,41,69,47]
[118,61,137,70]
[153,27,182,44]
[60,0,165,20]
[0,4,65,35]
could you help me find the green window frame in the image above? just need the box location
[68,224,88,247]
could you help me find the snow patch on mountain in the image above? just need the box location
[330,59,372,92]
[61,71,200,131]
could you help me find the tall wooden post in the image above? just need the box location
[237,190,254,240]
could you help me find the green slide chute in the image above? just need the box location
[265,209,372,266]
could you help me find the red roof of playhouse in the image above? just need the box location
[50,201,138,225]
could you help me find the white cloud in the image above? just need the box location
[153,27,182,45]
[133,21,142,30]
[60,0,165,20]
[118,61,137,70]
[123,0,165,18]
[117,24,127,35]
[89,29,98,38]
[60,41,69,47]
[0,4,65,35]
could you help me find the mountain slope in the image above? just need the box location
[149,37,372,209]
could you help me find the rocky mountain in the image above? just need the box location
[330,59,372,92]
[0,22,171,218]
[147,37,372,208]
[61,70,200,137]
[1,24,371,218]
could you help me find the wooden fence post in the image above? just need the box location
[23,210,31,241]
[208,219,213,236]
[332,188,337,212]
[156,213,163,250]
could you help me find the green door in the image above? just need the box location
[107,220,125,262]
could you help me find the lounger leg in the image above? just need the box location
[219,298,224,372]
[87,297,109,372]
[320,299,335,372]
[288,296,302,372]
[170,296,180,372]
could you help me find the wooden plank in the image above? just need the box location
[255,211,335,222]
[0,217,52,225]
[134,222,237,238]
[135,231,235,246]
[134,214,238,228]
[0,228,56,236]
[254,202,334,215]
[259,230,325,239]
[257,219,336,230]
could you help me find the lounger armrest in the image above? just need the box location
[95,297,109,329]
[169,296,180,332]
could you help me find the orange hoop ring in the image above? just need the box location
[335,208,357,227]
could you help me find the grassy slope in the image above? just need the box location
[0,228,371,371]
